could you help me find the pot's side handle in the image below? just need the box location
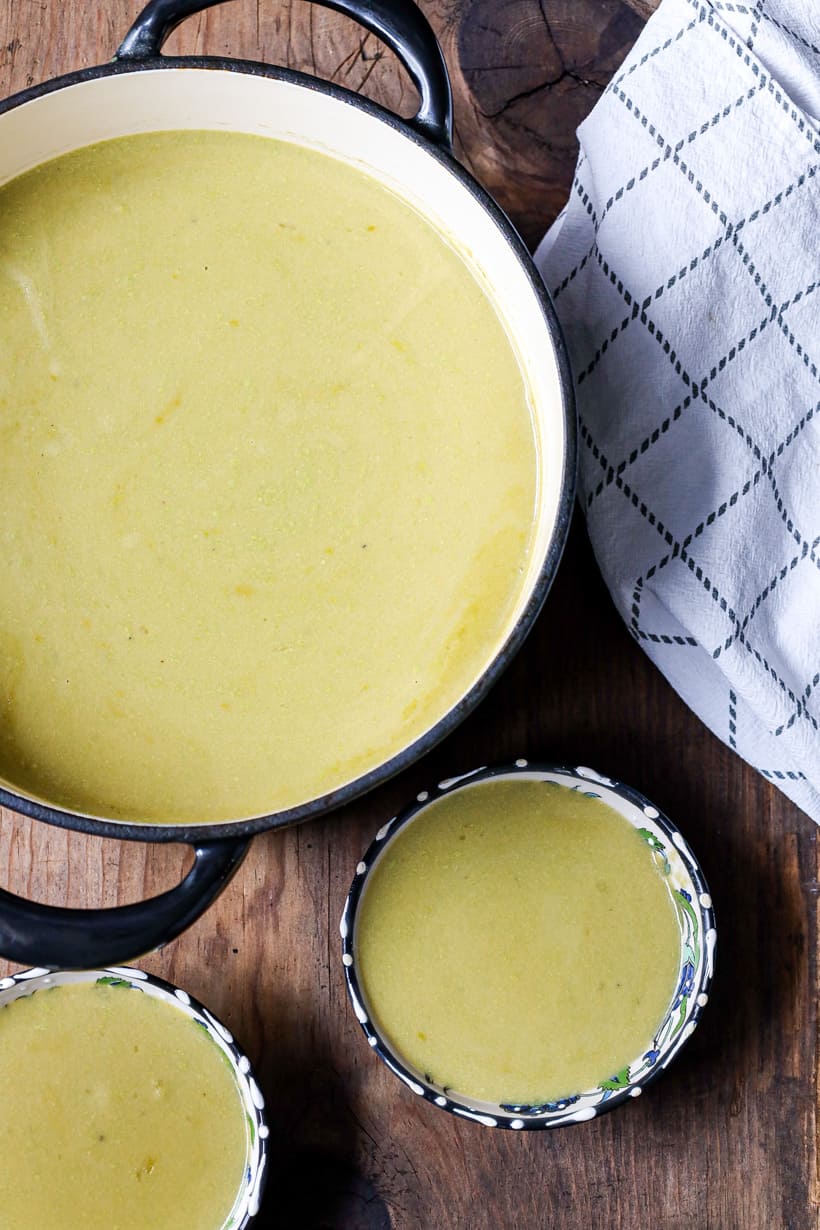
[0,838,248,968]
[116,0,454,148]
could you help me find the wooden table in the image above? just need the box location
[0,2,817,1226]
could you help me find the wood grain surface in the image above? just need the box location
[0,2,817,1227]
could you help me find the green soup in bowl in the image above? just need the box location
[342,762,715,1129]
[0,966,267,1226]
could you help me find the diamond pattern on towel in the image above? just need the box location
[537,0,820,821]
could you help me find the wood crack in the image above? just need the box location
[477,69,600,120]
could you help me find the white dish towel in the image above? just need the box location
[536,0,820,821]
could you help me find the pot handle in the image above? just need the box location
[116,0,454,148]
[0,837,248,969]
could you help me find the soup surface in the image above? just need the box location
[0,130,537,823]
[355,779,681,1104]
[0,979,248,1230]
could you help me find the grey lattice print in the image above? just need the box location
[537,0,820,822]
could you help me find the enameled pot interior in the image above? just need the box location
[0,67,571,829]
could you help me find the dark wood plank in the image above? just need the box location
[0,3,817,1227]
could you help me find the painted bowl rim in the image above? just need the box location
[0,965,268,1224]
[341,760,716,1131]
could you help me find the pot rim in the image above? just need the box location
[340,760,717,1130]
[0,57,577,842]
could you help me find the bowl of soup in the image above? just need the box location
[0,0,575,967]
[0,965,267,1226]
[341,762,716,1128]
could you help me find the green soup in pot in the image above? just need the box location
[0,130,537,824]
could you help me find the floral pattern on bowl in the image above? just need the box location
[0,966,268,1223]
[341,760,716,1130]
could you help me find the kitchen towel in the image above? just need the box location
[536,0,820,820]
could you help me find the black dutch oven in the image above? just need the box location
[0,0,576,968]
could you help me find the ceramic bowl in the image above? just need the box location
[0,966,268,1225]
[341,760,716,1130]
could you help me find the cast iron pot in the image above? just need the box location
[0,0,576,969]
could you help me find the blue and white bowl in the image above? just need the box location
[341,761,716,1130]
[0,966,268,1223]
